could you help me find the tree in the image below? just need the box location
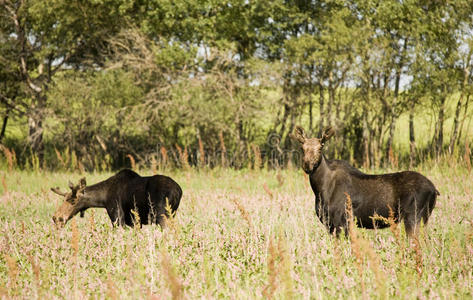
[0,0,132,157]
[410,0,473,155]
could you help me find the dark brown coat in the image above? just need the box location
[52,169,182,228]
[292,126,438,237]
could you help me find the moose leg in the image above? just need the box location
[404,190,434,238]
[106,204,126,227]
[328,201,348,238]
[329,225,346,238]
[154,213,166,228]
[327,213,346,237]
[404,219,419,238]
[404,207,422,238]
[157,216,167,228]
[79,208,88,218]
[421,190,437,226]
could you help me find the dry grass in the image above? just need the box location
[219,130,226,167]
[231,197,252,228]
[160,146,168,168]
[175,144,190,169]
[252,144,262,170]
[262,237,278,299]
[263,183,274,199]
[198,136,206,167]
[465,138,471,173]
[4,254,18,292]
[127,154,136,170]
[161,249,183,300]
[0,166,472,298]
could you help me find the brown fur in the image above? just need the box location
[52,169,182,228]
[292,126,438,237]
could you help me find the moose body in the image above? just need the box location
[292,126,438,237]
[52,169,182,228]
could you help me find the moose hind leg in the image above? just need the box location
[401,193,422,238]
[421,190,437,226]
[405,189,437,237]
[404,217,419,238]
[404,212,426,238]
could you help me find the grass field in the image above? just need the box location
[0,163,472,299]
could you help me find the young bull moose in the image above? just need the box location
[51,169,182,228]
[291,126,438,237]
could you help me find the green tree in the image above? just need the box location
[410,0,473,155]
[0,0,133,157]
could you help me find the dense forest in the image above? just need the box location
[1,0,473,171]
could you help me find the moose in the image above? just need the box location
[291,126,439,237]
[51,169,182,228]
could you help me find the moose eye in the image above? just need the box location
[66,197,77,204]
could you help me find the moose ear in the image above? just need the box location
[321,126,335,144]
[68,181,75,190]
[79,177,87,189]
[290,126,307,144]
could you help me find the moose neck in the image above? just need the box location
[82,183,109,209]
[309,154,330,190]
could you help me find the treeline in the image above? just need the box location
[1,0,473,171]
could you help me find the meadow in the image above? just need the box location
[0,162,472,299]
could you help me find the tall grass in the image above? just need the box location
[0,165,472,298]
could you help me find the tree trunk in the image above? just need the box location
[384,127,393,165]
[450,65,470,152]
[385,115,398,167]
[385,39,407,167]
[434,96,446,156]
[362,104,370,169]
[449,94,463,154]
[0,110,9,142]
[277,102,290,140]
[373,114,383,168]
[28,112,44,159]
[318,83,324,136]
[309,93,313,132]
[385,97,400,166]
[409,101,416,168]
[457,94,471,146]
[327,71,335,127]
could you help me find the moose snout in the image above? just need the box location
[303,162,313,174]
[52,215,65,228]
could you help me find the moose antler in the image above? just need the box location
[79,177,87,189]
[51,187,67,196]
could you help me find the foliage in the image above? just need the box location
[1,0,473,170]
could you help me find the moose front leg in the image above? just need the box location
[155,206,170,229]
[79,208,88,218]
[315,195,330,228]
[327,204,348,238]
[106,204,126,227]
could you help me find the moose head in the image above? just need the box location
[291,126,335,174]
[51,178,87,228]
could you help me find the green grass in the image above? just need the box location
[0,165,472,298]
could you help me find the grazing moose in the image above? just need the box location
[291,126,439,237]
[51,169,182,228]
